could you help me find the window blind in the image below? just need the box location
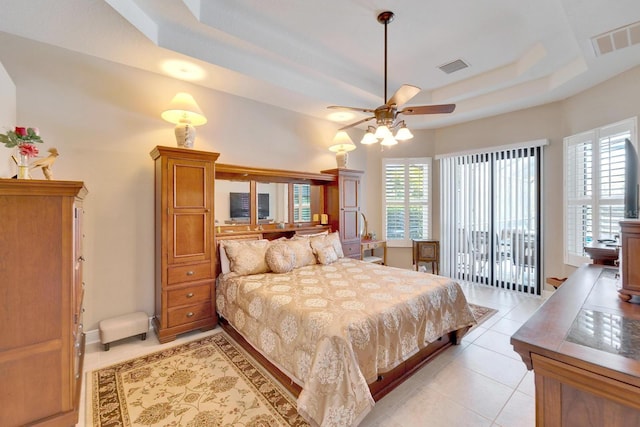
[382,158,431,247]
[440,144,543,295]
[563,117,637,267]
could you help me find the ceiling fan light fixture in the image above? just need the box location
[395,123,414,141]
[380,134,398,147]
[325,10,456,148]
[374,125,392,139]
[361,128,378,145]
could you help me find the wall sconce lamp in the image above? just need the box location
[328,130,357,168]
[161,92,207,148]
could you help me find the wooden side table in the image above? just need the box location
[413,239,439,274]
[361,239,387,265]
[583,241,619,266]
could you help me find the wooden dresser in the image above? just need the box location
[322,168,363,259]
[150,146,219,343]
[0,180,87,427]
[512,264,640,426]
[618,219,640,301]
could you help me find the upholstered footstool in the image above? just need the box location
[99,311,148,351]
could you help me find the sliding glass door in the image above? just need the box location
[440,144,544,295]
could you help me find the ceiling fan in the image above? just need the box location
[328,11,456,144]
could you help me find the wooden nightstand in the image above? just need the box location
[413,239,439,274]
[361,239,387,265]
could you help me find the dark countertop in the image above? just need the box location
[511,264,640,387]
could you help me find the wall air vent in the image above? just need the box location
[438,59,469,74]
[591,20,640,56]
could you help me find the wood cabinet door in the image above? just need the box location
[339,173,360,242]
[340,174,360,210]
[167,158,212,265]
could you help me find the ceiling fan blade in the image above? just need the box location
[328,105,376,113]
[338,116,375,130]
[387,84,421,108]
[400,104,456,115]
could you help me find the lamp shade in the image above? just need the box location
[161,92,207,126]
[328,130,357,152]
[395,124,414,141]
[380,134,398,146]
[361,129,378,145]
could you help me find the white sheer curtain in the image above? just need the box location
[439,141,546,295]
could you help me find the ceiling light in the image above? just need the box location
[328,131,357,168]
[380,134,398,147]
[361,127,378,145]
[374,125,392,139]
[161,92,207,148]
[395,122,414,141]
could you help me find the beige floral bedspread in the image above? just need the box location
[216,258,476,427]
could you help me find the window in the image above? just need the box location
[439,142,545,295]
[382,157,431,247]
[292,183,311,222]
[563,117,637,266]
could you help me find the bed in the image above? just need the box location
[215,232,476,427]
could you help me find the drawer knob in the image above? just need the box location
[186,271,194,276]
[186,292,194,298]
[186,312,194,318]
[78,256,85,262]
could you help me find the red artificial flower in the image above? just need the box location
[14,127,27,136]
[19,143,39,158]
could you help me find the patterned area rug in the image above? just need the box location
[469,303,498,328]
[88,305,495,426]
[87,331,309,427]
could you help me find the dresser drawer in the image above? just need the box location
[342,242,361,258]
[167,302,212,327]
[167,283,212,307]
[168,262,211,285]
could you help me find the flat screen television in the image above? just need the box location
[625,138,639,219]
[229,192,270,220]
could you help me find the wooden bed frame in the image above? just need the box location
[214,232,471,402]
[219,317,470,402]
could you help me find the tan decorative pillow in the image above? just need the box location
[315,245,339,265]
[222,239,270,276]
[265,243,297,273]
[282,238,316,268]
[295,230,329,238]
[309,231,344,260]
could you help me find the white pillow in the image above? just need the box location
[218,241,232,274]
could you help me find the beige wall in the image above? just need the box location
[366,65,640,289]
[2,30,639,330]
[0,61,16,177]
[0,34,365,331]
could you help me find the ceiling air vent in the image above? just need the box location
[438,59,469,74]
[591,20,640,56]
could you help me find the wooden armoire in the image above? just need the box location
[0,180,87,427]
[322,168,363,259]
[150,146,219,343]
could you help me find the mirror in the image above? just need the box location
[215,180,251,226]
[292,184,310,222]
[292,184,325,223]
[256,182,288,224]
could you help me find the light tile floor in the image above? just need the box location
[78,282,546,427]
